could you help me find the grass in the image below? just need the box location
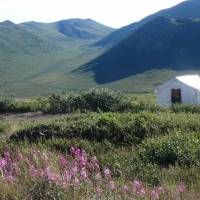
[1,91,200,198]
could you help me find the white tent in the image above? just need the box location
[155,75,200,106]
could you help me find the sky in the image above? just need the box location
[0,0,186,28]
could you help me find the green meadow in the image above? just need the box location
[0,89,200,199]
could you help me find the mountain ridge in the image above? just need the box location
[94,0,200,47]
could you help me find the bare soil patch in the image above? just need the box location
[0,112,65,122]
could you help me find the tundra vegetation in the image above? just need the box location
[0,88,200,199]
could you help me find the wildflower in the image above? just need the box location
[132,188,137,194]
[134,180,140,188]
[0,158,7,168]
[70,147,75,154]
[30,149,37,154]
[24,158,30,165]
[178,184,185,194]
[12,163,18,172]
[80,168,87,180]
[123,185,128,192]
[29,165,38,175]
[4,152,11,162]
[88,162,94,170]
[79,156,87,166]
[59,156,68,169]
[74,177,79,184]
[151,190,159,199]
[95,173,102,180]
[92,156,97,163]
[64,170,71,181]
[94,163,100,170]
[140,188,145,195]
[104,169,111,178]
[17,153,23,161]
[5,172,13,182]
[158,187,163,192]
[96,185,101,195]
[109,180,115,190]
[47,174,55,184]
[62,182,67,188]
[71,165,78,175]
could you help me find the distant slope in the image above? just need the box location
[74,17,200,84]
[20,18,115,41]
[94,0,200,47]
[0,19,115,96]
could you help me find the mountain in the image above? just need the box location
[74,17,200,84]
[0,19,115,96]
[94,0,200,47]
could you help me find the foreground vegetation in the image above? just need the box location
[1,88,200,199]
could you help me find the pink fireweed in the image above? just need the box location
[0,158,7,169]
[64,170,71,181]
[178,184,185,194]
[74,177,79,184]
[47,173,55,184]
[24,158,30,165]
[140,188,145,195]
[95,173,102,180]
[109,180,115,190]
[104,168,111,178]
[58,155,68,169]
[29,165,38,176]
[80,168,87,180]
[5,172,13,182]
[17,153,23,161]
[134,180,140,188]
[151,190,159,199]
[123,185,128,192]
[4,152,11,163]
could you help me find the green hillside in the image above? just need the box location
[0,19,115,97]
[74,17,200,92]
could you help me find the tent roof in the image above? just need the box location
[156,75,200,93]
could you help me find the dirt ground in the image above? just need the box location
[0,112,65,122]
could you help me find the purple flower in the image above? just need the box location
[140,188,145,195]
[151,190,159,199]
[80,168,87,180]
[109,180,115,190]
[17,153,23,161]
[123,185,128,192]
[104,169,111,178]
[4,152,11,162]
[64,170,71,181]
[178,184,185,194]
[95,173,102,180]
[74,177,79,184]
[134,180,140,188]
[29,165,38,175]
[5,172,13,182]
[0,158,7,169]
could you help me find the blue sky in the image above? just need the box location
[0,0,185,28]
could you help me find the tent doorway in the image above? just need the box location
[171,89,181,104]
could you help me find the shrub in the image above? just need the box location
[0,93,16,112]
[48,92,69,114]
[139,132,200,166]
[68,88,126,112]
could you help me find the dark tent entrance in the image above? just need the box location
[171,89,181,104]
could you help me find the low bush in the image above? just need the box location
[0,93,16,112]
[139,132,200,166]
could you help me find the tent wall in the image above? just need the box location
[156,81,198,106]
